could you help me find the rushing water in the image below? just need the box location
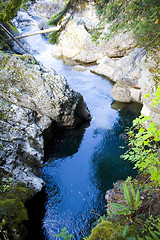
[20,14,142,240]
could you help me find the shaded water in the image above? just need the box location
[21,17,142,239]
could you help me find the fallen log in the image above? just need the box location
[6,26,61,41]
[0,23,29,54]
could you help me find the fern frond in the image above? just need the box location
[129,183,136,200]
[134,189,142,209]
[107,203,128,216]
[149,229,160,240]
[123,183,132,206]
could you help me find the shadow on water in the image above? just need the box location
[24,189,46,240]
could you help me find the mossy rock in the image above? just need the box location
[88,220,137,240]
[88,221,122,240]
[0,178,34,240]
[0,198,28,224]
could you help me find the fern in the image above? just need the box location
[107,182,142,217]
[123,183,132,206]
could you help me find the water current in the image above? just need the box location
[21,14,142,240]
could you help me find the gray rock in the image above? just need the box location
[111,84,132,103]
[0,98,45,191]
[0,53,90,127]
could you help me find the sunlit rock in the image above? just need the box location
[52,19,136,63]
[111,84,132,103]
[93,48,160,123]
[0,53,90,127]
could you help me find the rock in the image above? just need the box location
[111,85,141,103]
[130,87,141,102]
[16,11,32,23]
[91,48,145,83]
[92,48,160,123]
[49,1,136,62]
[52,19,136,63]
[111,84,132,102]
[0,53,90,128]
[74,3,100,31]
[0,52,91,190]
[52,20,97,62]
[73,65,87,71]
[0,98,45,191]
[28,0,64,20]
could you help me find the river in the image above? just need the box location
[18,11,142,240]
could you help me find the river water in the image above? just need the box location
[19,13,142,240]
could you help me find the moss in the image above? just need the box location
[88,220,138,240]
[0,178,34,240]
[0,198,28,224]
[88,221,122,240]
[7,22,20,34]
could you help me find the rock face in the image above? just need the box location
[50,2,136,63]
[92,48,160,124]
[46,2,159,124]
[0,53,90,128]
[52,19,136,63]
[0,98,46,191]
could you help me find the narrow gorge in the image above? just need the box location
[0,0,159,239]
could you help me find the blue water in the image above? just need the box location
[40,66,140,239]
[21,22,142,240]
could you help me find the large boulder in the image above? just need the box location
[51,8,136,63]
[0,50,90,240]
[111,84,132,103]
[0,98,47,191]
[0,53,90,127]
[92,48,160,124]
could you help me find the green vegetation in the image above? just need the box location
[47,0,160,47]
[94,0,160,48]
[107,181,142,217]
[122,87,160,186]
[48,0,89,43]
[55,227,73,240]
[0,175,33,240]
[0,0,29,23]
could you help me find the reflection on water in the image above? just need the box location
[21,18,142,240]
